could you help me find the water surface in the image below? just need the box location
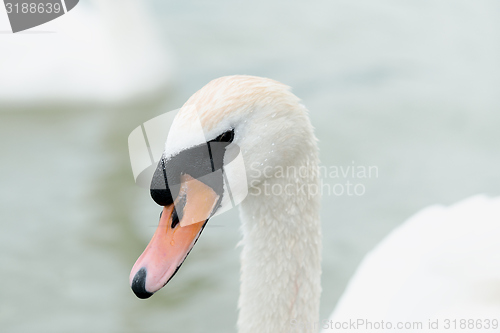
[1,1,500,332]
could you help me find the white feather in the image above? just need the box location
[166,76,322,333]
[0,0,171,105]
[325,195,500,333]
[163,76,500,333]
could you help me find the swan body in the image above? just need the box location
[0,1,171,105]
[325,195,500,332]
[128,75,499,333]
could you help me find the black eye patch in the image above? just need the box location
[150,129,238,207]
[212,129,234,143]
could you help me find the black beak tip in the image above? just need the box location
[131,268,153,299]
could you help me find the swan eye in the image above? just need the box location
[212,129,234,143]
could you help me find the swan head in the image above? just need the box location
[129,75,317,299]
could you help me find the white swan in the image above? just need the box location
[128,75,500,333]
[130,75,321,333]
[0,0,171,105]
[324,194,500,333]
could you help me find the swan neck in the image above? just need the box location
[237,160,322,333]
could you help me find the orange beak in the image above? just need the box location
[130,174,220,298]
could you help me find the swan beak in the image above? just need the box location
[129,175,220,299]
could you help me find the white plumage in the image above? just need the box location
[145,76,500,333]
[325,195,500,332]
[0,0,171,105]
[165,76,322,333]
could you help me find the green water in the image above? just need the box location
[1,1,500,332]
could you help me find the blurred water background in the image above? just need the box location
[1,1,500,332]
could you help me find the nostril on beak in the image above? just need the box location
[131,268,153,299]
